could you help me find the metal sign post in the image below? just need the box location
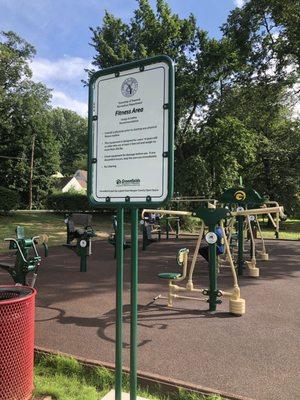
[88,55,174,400]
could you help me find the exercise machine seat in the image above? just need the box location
[158,272,181,280]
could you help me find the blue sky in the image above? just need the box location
[0,0,244,116]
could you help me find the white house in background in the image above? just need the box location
[51,171,64,178]
[53,170,87,193]
[62,176,84,192]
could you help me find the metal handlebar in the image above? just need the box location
[4,238,28,263]
[32,236,40,257]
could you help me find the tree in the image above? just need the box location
[0,31,60,207]
[88,0,300,213]
[89,0,200,133]
[50,108,88,175]
[222,0,300,85]
[88,1,242,194]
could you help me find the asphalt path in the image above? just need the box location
[0,238,299,400]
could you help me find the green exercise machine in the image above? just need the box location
[219,186,285,277]
[108,215,131,258]
[0,226,48,286]
[165,196,218,240]
[140,212,161,250]
[219,186,265,276]
[64,213,96,272]
[143,207,246,316]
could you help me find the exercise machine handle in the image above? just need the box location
[4,238,27,263]
[43,242,49,257]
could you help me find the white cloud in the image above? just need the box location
[30,56,90,116]
[31,57,92,82]
[234,0,246,7]
[52,91,88,117]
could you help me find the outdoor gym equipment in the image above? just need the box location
[0,226,48,286]
[140,212,161,250]
[108,215,131,258]
[231,205,285,277]
[263,200,287,239]
[164,215,180,239]
[219,185,285,277]
[142,207,246,315]
[64,213,96,272]
[164,196,218,239]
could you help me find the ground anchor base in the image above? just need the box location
[245,261,260,277]
[229,298,245,316]
[260,253,269,261]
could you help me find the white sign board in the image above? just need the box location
[88,56,174,206]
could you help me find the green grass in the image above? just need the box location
[0,212,131,253]
[34,353,222,400]
[256,218,300,240]
[173,216,300,240]
[34,354,111,400]
[0,212,298,254]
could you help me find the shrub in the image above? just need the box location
[0,186,19,213]
[179,215,202,232]
[47,191,92,211]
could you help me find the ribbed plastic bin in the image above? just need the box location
[0,286,36,400]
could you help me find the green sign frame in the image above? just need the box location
[87,55,175,208]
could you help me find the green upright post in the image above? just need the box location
[80,251,87,272]
[166,218,169,240]
[176,217,179,239]
[250,235,254,260]
[237,215,244,275]
[130,208,139,400]
[115,208,124,400]
[208,224,218,312]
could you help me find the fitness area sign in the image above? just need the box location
[88,56,174,206]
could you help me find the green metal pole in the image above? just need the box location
[115,208,124,400]
[80,251,87,272]
[237,216,244,275]
[176,217,179,240]
[130,208,138,400]
[208,224,217,312]
[166,218,169,240]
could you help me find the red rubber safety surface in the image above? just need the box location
[0,286,36,400]
[0,239,299,400]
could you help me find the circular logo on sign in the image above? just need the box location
[234,190,246,201]
[205,232,217,244]
[121,77,138,97]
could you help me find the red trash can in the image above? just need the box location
[0,286,36,400]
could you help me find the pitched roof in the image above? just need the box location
[74,170,87,181]
[76,178,87,189]
[53,177,72,190]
